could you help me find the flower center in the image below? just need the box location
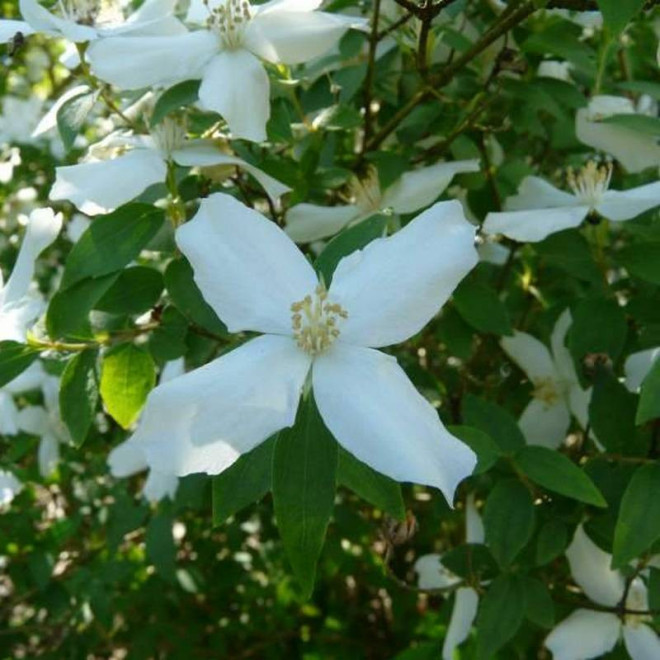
[533,378,561,406]
[151,118,186,157]
[291,284,348,356]
[567,160,612,208]
[349,166,383,214]
[624,580,652,628]
[205,0,252,49]
[58,0,113,25]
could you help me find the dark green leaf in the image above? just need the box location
[535,230,602,283]
[521,576,555,628]
[441,544,498,581]
[146,514,177,581]
[462,394,526,453]
[453,278,512,336]
[449,425,502,474]
[59,349,99,447]
[151,80,201,126]
[149,306,188,361]
[56,89,98,152]
[601,113,660,135]
[0,341,40,388]
[617,244,660,285]
[636,359,660,424]
[95,266,163,315]
[536,520,569,565]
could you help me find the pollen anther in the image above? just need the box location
[291,285,347,355]
[567,160,612,207]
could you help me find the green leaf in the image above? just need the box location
[337,447,405,520]
[441,544,498,581]
[535,230,602,283]
[149,306,188,362]
[448,425,502,474]
[56,89,98,152]
[453,278,513,336]
[462,394,525,453]
[272,395,338,598]
[617,244,660,285]
[0,341,40,388]
[536,520,569,566]
[514,446,606,507]
[484,479,535,567]
[597,0,645,33]
[146,514,176,581]
[95,266,163,315]
[314,214,387,285]
[61,205,165,290]
[59,349,99,447]
[521,576,555,628]
[476,574,527,660]
[164,257,227,335]
[636,358,660,425]
[612,463,660,568]
[601,113,660,135]
[47,273,120,340]
[100,344,155,429]
[212,437,274,525]
[150,80,201,126]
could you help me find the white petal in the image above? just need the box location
[32,85,92,138]
[505,176,577,211]
[566,525,625,607]
[171,141,291,201]
[19,0,97,41]
[576,96,660,173]
[198,50,270,143]
[328,200,478,348]
[625,348,660,392]
[501,331,559,384]
[160,358,185,383]
[17,405,49,436]
[38,434,59,478]
[414,554,461,590]
[4,362,46,394]
[442,587,479,660]
[550,309,577,384]
[596,182,660,222]
[107,0,186,36]
[245,11,365,65]
[0,391,20,435]
[108,439,148,477]
[623,624,660,660]
[3,208,62,304]
[0,469,22,506]
[50,149,167,215]
[383,159,481,214]
[255,0,324,14]
[142,470,179,502]
[545,609,621,660]
[176,193,318,335]
[465,493,484,544]
[483,206,589,243]
[87,31,217,90]
[568,384,592,431]
[137,335,311,476]
[313,343,476,502]
[0,20,35,41]
[284,203,361,243]
[519,399,571,449]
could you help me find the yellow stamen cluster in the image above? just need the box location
[567,160,613,207]
[205,0,252,49]
[291,284,348,356]
[348,166,383,214]
[533,379,561,406]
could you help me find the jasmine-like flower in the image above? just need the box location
[50,118,290,215]
[545,525,660,660]
[128,192,478,502]
[0,469,22,507]
[483,161,660,242]
[285,159,480,243]
[414,495,484,659]
[86,0,367,142]
[500,310,591,448]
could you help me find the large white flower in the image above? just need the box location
[0,0,184,45]
[414,495,484,660]
[483,161,660,242]
[129,192,478,502]
[545,525,660,660]
[0,208,62,343]
[500,310,591,449]
[624,347,660,393]
[576,96,660,174]
[285,159,480,243]
[108,359,183,502]
[86,0,367,142]
[49,119,290,215]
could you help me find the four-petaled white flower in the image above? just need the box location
[86,0,367,142]
[128,192,478,502]
[0,0,184,45]
[545,525,660,660]
[500,310,591,449]
[483,161,660,242]
[576,95,660,174]
[50,118,290,215]
[624,347,660,393]
[108,359,183,503]
[285,159,480,243]
[414,494,484,660]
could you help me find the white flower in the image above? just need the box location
[17,376,69,478]
[0,208,62,343]
[86,0,367,142]
[0,147,21,184]
[0,469,22,507]
[500,310,591,449]
[576,95,660,174]
[0,361,46,436]
[129,192,478,502]
[49,119,290,215]
[537,60,572,82]
[0,0,184,45]
[483,161,660,242]
[284,159,480,243]
[414,495,484,660]
[545,525,660,660]
[0,96,44,146]
[624,347,660,392]
[107,359,183,502]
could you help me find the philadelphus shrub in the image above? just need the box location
[1,0,660,657]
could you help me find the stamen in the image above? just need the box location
[348,166,383,214]
[291,284,348,356]
[151,118,186,157]
[533,379,561,406]
[566,160,612,207]
[205,0,253,49]
[58,0,105,25]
